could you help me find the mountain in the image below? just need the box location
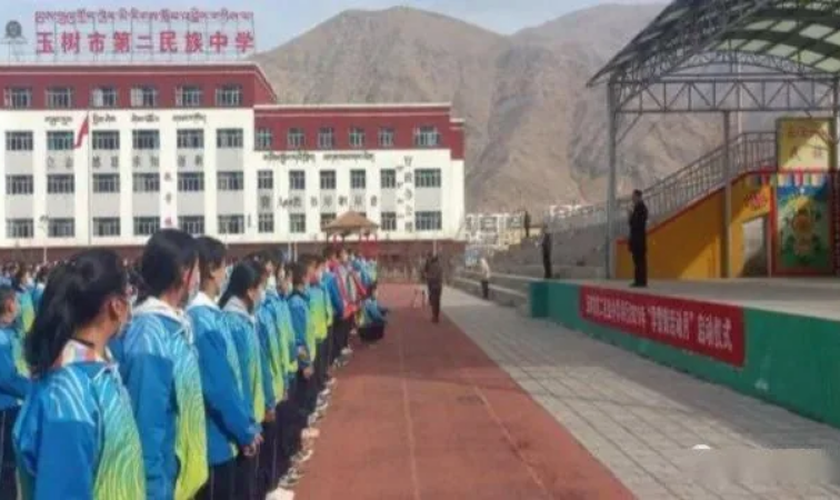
[255,4,723,212]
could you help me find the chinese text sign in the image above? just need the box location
[777,118,832,172]
[579,286,746,367]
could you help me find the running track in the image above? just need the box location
[295,285,633,500]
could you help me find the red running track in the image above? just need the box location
[295,285,634,500]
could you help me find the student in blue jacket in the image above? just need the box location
[189,237,262,500]
[0,285,30,496]
[111,229,208,500]
[288,258,318,420]
[219,260,269,500]
[14,249,146,499]
[359,284,389,343]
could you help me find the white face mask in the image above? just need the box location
[185,270,201,306]
[267,275,278,291]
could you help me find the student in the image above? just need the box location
[112,229,208,500]
[219,260,268,500]
[308,257,331,413]
[359,284,388,343]
[249,252,290,498]
[188,237,262,500]
[0,285,30,497]
[12,267,35,337]
[322,247,353,367]
[14,250,146,499]
[288,260,319,428]
[31,266,49,313]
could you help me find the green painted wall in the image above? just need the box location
[530,281,840,429]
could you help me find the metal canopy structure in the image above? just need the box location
[587,0,840,279]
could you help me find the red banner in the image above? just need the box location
[579,286,745,367]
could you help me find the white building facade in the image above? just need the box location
[0,63,466,256]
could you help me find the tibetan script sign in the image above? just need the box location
[579,286,746,367]
[26,8,256,61]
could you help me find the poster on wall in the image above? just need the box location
[776,118,832,171]
[578,286,745,367]
[773,175,832,274]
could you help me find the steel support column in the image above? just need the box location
[606,83,619,279]
[722,111,732,278]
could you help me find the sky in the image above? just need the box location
[10,0,662,51]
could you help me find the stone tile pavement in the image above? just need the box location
[441,287,840,500]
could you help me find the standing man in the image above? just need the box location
[540,225,552,280]
[478,257,491,300]
[629,189,649,288]
[523,211,531,240]
[425,255,444,323]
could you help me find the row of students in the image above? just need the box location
[0,231,377,500]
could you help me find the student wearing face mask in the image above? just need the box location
[11,267,35,337]
[0,285,30,497]
[14,250,145,499]
[288,259,320,452]
[219,260,268,500]
[307,257,331,418]
[189,237,262,500]
[111,229,208,500]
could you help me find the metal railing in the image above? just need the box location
[548,131,776,233]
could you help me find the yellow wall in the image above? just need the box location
[616,175,772,280]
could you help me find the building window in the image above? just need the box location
[414,126,441,148]
[46,87,73,109]
[130,86,158,108]
[349,127,365,149]
[289,214,306,234]
[289,170,305,191]
[175,86,203,107]
[350,170,366,190]
[92,131,120,150]
[48,218,75,238]
[257,171,273,190]
[287,128,305,149]
[91,87,118,108]
[255,128,273,151]
[380,169,396,189]
[178,172,204,192]
[415,169,442,188]
[320,213,336,229]
[3,88,32,109]
[5,175,33,195]
[218,215,245,234]
[5,131,33,151]
[381,212,397,232]
[217,171,244,191]
[215,85,242,107]
[93,217,121,237]
[178,216,204,235]
[133,173,160,193]
[6,219,33,239]
[47,131,74,151]
[319,171,336,190]
[92,173,120,193]
[217,129,243,149]
[415,211,442,231]
[378,127,395,148]
[176,129,204,149]
[47,174,75,194]
[133,216,160,236]
[132,130,160,150]
[317,127,334,150]
[258,213,274,233]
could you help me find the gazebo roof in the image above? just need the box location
[322,211,379,235]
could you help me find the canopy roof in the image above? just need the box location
[589,0,840,87]
[323,211,379,236]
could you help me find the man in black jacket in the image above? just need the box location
[628,189,648,288]
[540,226,552,280]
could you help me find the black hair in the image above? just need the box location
[137,229,198,303]
[35,265,50,284]
[0,285,16,315]
[290,262,309,288]
[11,266,29,291]
[26,249,127,376]
[195,236,227,282]
[633,189,643,197]
[219,260,263,313]
[322,245,336,260]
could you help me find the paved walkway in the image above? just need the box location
[295,285,631,499]
[442,287,840,499]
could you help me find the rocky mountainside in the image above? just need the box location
[255,4,723,212]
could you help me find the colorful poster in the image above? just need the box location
[776,118,832,171]
[578,286,745,367]
[774,176,832,274]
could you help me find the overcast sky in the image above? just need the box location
[13,0,663,49]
